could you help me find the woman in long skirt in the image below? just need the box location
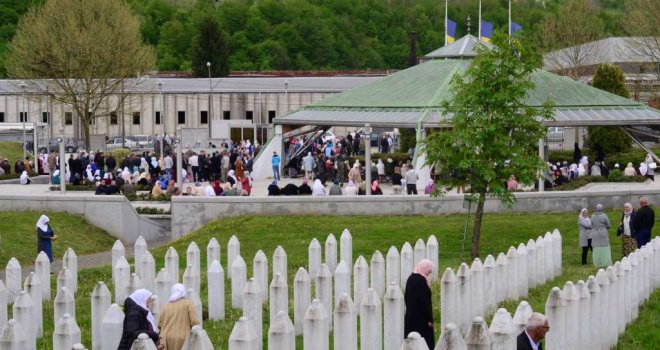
[590,204,613,267]
[619,203,637,256]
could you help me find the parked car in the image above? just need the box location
[106,137,140,150]
[37,138,79,153]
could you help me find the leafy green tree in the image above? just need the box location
[190,15,229,77]
[423,34,553,259]
[586,64,632,155]
[6,0,156,150]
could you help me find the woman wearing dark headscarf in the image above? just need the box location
[267,180,281,196]
[578,208,592,265]
[298,179,312,195]
[118,289,161,350]
[36,215,57,262]
[590,204,612,267]
[619,203,637,257]
[404,259,435,348]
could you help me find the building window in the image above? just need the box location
[132,112,140,125]
[223,111,230,120]
[65,112,73,125]
[155,111,161,125]
[110,112,118,125]
[268,110,276,124]
[245,111,253,121]
[0,112,4,122]
[200,110,208,124]
[19,112,27,122]
[42,112,49,124]
[178,111,185,124]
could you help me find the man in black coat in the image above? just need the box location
[106,155,116,174]
[634,197,655,248]
[517,312,549,350]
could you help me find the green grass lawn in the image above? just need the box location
[5,212,657,349]
[0,141,26,166]
[0,211,116,267]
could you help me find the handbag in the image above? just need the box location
[649,162,657,169]
[617,224,624,236]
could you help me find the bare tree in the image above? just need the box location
[625,0,660,83]
[6,0,156,150]
[538,0,605,79]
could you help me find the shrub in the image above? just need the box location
[135,207,170,215]
[607,169,623,182]
[0,171,38,181]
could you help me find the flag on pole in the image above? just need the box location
[446,19,457,44]
[480,20,493,43]
[511,21,523,34]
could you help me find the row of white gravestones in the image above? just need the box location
[441,230,562,335]
[543,236,660,350]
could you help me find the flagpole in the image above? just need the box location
[445,0,448,46]
[478,0,482,40]
[508,0,512,36]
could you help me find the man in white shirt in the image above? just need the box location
[517,312,549,350]
[189,153,199,182]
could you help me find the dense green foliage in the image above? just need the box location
[0,0,635,75]
[587,64,632,155]
[190,15,230,77]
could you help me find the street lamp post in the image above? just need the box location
[207,62,212,139]
[20,82,27,160]
[158,80,164,156]
[175,133,182,194]
[364,124,372,195]
[58,136,66,195]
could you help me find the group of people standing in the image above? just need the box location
[578,197,655,267]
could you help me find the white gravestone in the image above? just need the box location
[227,235,240,280]
[386,246,401,289]
[400,242,414,288]
[165,247,180,284]
[114,257,130,305]
[544,287,566,350]
[186,242,201,275]
[134,237,148,279]
[413,239,426,267]
[24,272,43,338]
[155,269,173,314]
[470,258,484,318]
[139,252,156,292]
[309,239,322,281]
[254,250,269,303]
[269,273,288,323]
[268,311,295,350]
[13,291,35,350]
[111,240,125,281]
[206,238,221,271]
[228,316,258,350]
[334,294,357,350]
[5,258,22,303]
[273,246,288,286]
[384,283,405,350]
[304,299,329,350]
[371,250,386,299]
[181,325,214,350]
[63,248,78,293]
[456,263,472,334]
[316,264,333,330]
[0,319,27,350]
[360,288,382,350]
[436,323,467,350]
[562,281,579,350]
[516,244,529,298]
[101,304,124,350]
[353,256,369,308]
[294,267,311,336]
[334,261,350,305]
[35,251,51,301]
[465,316,492,350]
[482,255,496,314]
[231,256,247,309]
[208,260,225,321]
[440,268,458,330]
[91,282,111,350]
[511,301,533,336]
[489,308,514,350]
[242,279,262,350]
[340,229,353,279]
[426,235,439,281]
[325,234,338,274]
[401,332,429,350]
[53,314,81,350]
[54,287,75,325]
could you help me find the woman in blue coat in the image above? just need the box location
[36,215,57,262]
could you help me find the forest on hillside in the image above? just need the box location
[0,0,647,77]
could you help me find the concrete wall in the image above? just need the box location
[0,194,166,243]
[171,189,660,238]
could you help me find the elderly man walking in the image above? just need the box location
[634,197,655,248]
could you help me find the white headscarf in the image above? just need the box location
[204,185,216,196]
[151,157,159,168]
[640,162,648,176]
[121,167,131,182]
[168,283,187,302]
[36,215,49,231]
[129,289,158,332]
[86,165,94,182]
[312,179,325,196]
[20,171,29,184]
[228,170,238,183]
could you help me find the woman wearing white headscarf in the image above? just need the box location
[644,154,655,181]
[227,169,238,186]
[118,289,160,350]
[85,165,94,183]
[590,204,612,267]
[312,179,326,196]
[36,215,57,262]
[121,167,132,182]
[157,284,199,350]
[619,203,637,257]
[376,159,385,182]
[639,162,648,177]
[344,180,358,196]
[203,184,216,197]
[348,162,361,184]
[577,163,586,177]
[303,152,315,180]
[578,208,592,265]
[20,171,31,185]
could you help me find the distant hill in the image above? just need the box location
[0,0,628,77]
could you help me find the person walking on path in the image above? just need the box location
[618,203,637,257]
[404,259,435,348]
[157,284,199,350]
[590,204,612,268]
[36,215,57,262]
[578,208,592,265]
[634,197,655,248]
[271,151,281,181]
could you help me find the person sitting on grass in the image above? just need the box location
[20,170,31,185]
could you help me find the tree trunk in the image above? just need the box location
[471,192,486,259]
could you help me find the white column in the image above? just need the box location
[227,235,240,280]
[465,316,492,350]
[242,278,262,350]
[111,240,125,282]
[544,287,566,350]
[384,283,404,350]
[53,314,81,350]
[543,233,554,279]
[101,304,124,350]
[470,258,484,319]
[62,248,78,293]
[269,273,288,323]
[134,236,148,279]
[413,239,426,267]
[575,280,590,350]
[268,311,295,350]
[495,253,508,304]
[353,256,369,308]
[54,287,75,326]
[613,262,626,335]
[552,229,562,277]
[5,258,22,303]
[371,251,385,299]
[206,238,221,271]
[505,247,519,301]
[441,268,458,330]
[596,269,613,348]
[456,263,471,335]
[309,239,322,281]
[360,288,382,350]
[13,291,35,350]
[340,229,353,279]
[316,264,333,329]
[512,301,533,336]
[482,255,496,314]
[228,317,258,350]
[24,272,43,338]
[303,299,329,350]
[400,242,414,288]
[563,281,579,350]
[254,250,269,303]
[386,246,401,289]
[183,264,200,296]
[526,239,537,288]
[325,234,338,274]
[231,256,247,309]
[114,257,130,305]
[489,308,513,350]
[334,294,357,350]
[294,267,311,336]
[436,323,467,350]
[91,282,111,350]
[426,235,439,281]
[140,251,156,292]
[0,319,27,350]
[35,252,51,301]
[208,260,225,321]
[334,261,350,306]
[535,236,546,284]
[186,242,201,275]
[620,258,632,325]
[516,244,529,298]
[165,247,180,284]
[629,253,640,320]
[273,246,288,286]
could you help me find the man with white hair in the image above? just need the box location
[517,312,549,350]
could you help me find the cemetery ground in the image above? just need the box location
[0,211,115,266]
[1,212,656,349]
